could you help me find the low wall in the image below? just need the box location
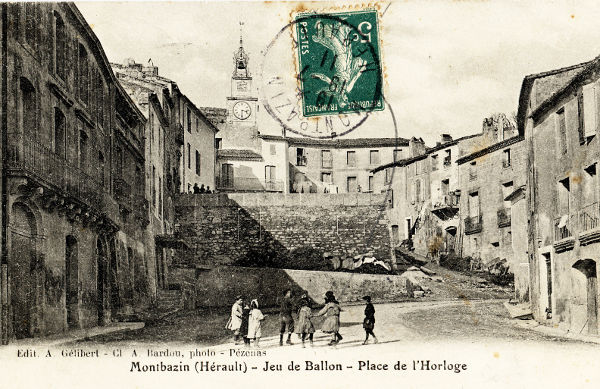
[174,193,394,268]
[170,266,408,308]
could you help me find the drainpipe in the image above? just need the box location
[1,2,9,345]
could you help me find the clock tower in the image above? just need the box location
[226,25,258,127]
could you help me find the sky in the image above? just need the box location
[77,0,600,144]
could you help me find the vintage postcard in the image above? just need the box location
[1,1,600,388]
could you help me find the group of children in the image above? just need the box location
[227,290,378,347]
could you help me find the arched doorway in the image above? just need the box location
[96,238,107,326]
[573,259,598,335]
[65,235,79,329]
[10,203,37,339]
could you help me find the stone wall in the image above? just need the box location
[174,193,394,267]
[170,266,408,308]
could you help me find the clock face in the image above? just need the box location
[233,101,251,120]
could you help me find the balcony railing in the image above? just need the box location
[469,171,477,181]
[464,215,482,235]
[579,203,600,232]
[497,207,511,227]
[443,157,451,168]
[433,193,458,209]
[8,135,106,210]
[554,214,576,241]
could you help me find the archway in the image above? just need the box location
[65,235,79,329]
[10,203,37,339]
[573,259,598,335]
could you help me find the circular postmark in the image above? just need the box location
[260,11,384,139]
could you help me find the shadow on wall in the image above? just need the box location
[170,266,408,309]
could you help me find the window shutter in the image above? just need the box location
[583,84,597,139]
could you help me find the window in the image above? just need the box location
[20,77,36,138]
[265,165,276,182]
[582,84,597,141]
[583,163,598,205]
[78,44,89,105]
[296,148,307,166]
[469,161,477,181]
[270,144,276,156]
[503,149,511,168]
[54,13,66,80]
[347,176,357,192]
[391,225,400,244]
[187,143,191,169]
[385,168,392,185]
[443,149,452,167]
[368,175,374,192]
[78,130,88,170]
[222,164,234,188]
[159,177,162,213]
[415,179,422,202]
[115,146,123,177]
[369,150,380,165]
[441,178,449,196]
[216,138,222,149]
[502,181,514,209]
[468,191,480,218]
[152,166,156,207]
[54,108,65,156]
[393,149,403,162]
[187,108,191,132]
[321,172,332,184]
[25,3,39,49]
[557,108,567,154]
[347,151,356,167]
[321,150,332,168]
[195,150,201,175]
[195,117,199,132]
[558,177,570,216]
[431,154,438,171]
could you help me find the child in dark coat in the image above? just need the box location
[240,301,251,347]
[362,295,378,344]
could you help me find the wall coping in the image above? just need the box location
[175,192,390,207]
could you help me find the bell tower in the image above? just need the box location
[227,22,258,126]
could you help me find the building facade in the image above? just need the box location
[521,57,600,334]
[0,3,151,343]
[285,137,408,194]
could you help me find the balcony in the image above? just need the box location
[554,214,576,252]
[431,193,459,219]
[464,215,482,235]
[469,171,477,181]
[579,203,600,247]
[497,207,511,228]
[443,157,451,168]
[579,203,599,231]
[7,135,118,228]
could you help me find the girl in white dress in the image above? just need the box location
[247,299,266,347]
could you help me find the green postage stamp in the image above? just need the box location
[295,9,384,118]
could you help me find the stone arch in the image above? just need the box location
[572,259,598,335]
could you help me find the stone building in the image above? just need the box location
[0,3,151,343]
[372,134,482,256]
[456,117,527,299]
[282,136,408,194]
[520,56,600,334]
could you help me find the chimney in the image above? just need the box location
[441,133,453,144]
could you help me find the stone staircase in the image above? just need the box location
[155,288,183,317]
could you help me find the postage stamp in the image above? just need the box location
[294,9,384,117]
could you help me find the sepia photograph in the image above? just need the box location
[0,1,600,388]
